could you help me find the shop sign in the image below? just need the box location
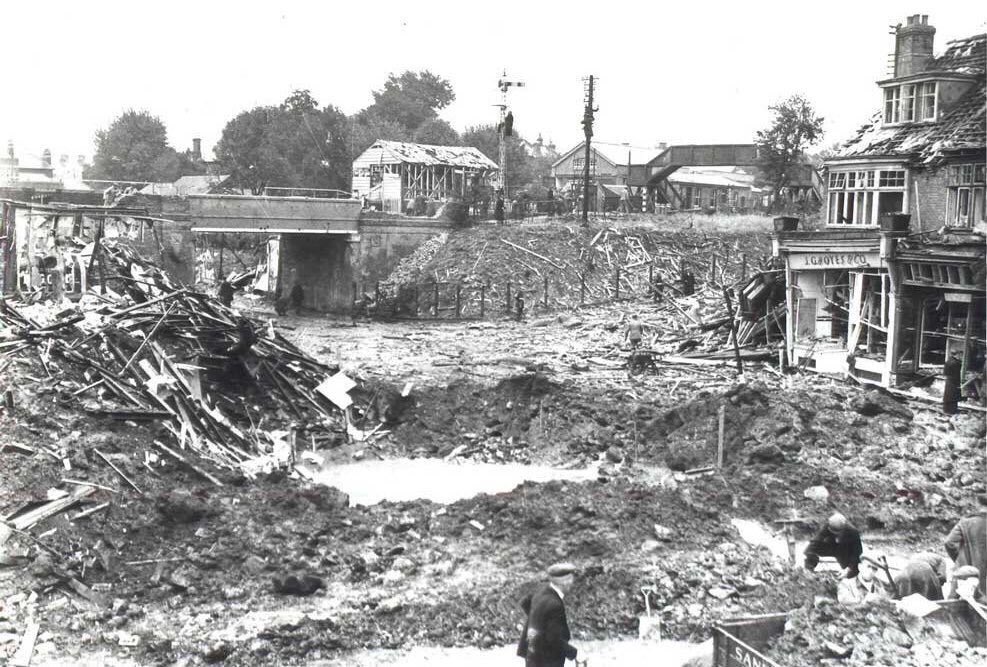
[789,252,878,270]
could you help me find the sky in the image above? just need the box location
[1,1,984,165]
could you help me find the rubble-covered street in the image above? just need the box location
[1,215,984,666]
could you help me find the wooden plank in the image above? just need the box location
[10,621,39,667]
[8,486,96,530]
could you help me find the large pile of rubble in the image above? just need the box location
[382,224,774,317]
[765,597,987,666]
[0,240,349,478]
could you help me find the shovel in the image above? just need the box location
[638,585,662,641]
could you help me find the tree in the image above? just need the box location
[412,118,460,146]
[346,111,412,158]
[86,110,182,183]
[366,70,455,133]
[214,90,350,194]
[461,125,551,195]
[755,95,824,211]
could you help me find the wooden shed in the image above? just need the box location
[351,140,498,214]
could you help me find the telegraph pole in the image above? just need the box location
[581,75,596,224]
[497,72,524,198]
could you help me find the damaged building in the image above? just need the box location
[351,140,498,214]
[774,15,986,397]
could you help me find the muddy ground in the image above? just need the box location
[2,220,985,666]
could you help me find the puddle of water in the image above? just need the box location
[312,458,599,505]
[731,518,792,561]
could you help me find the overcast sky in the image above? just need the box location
[2,1,983,164]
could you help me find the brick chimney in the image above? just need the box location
[894,14,936,78]
[41,149,51,168]
[192,138,202,161]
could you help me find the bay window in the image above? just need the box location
[828,168,906,226]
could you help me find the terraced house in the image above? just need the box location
[774,15,986,401]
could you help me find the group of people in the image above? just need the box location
[803,507,986,611]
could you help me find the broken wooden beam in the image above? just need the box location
[94,449,143,495]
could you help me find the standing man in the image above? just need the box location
[515,292,525,322]
[804,512,864,579]
[517,562,579,667]
[218,278,235,308]
[495,191,506,224]
[943,349,963,414]
[945,495,987,598]
[624,313,645,349]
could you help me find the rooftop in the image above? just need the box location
[367,141,498,170]
[834,33,986,163]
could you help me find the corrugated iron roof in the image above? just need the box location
[835,33,986,163]
[373,141,499,169]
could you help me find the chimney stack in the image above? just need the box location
[192,138,202,161]
[41,149,52,168]
[894,14,936,78]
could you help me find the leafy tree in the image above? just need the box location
[215,90,350,194]
[86,110,182,183]
[346,111,412,158]
[412,118,460,146]
[755,94,824,210]
[366,70,454,132]
[461,124,552,195]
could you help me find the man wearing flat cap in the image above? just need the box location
[944,495,987,599]
[517,562,579,667]
[803,512,863,579]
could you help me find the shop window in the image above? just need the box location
[823,270,850,343]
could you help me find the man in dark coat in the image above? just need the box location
[804,512,863,579]
[218,279,235,308]
[943,350,963,414]
[517,562,579,667]
[945,497,987,598]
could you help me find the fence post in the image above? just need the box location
[615,265,620,301]
[480,283,486,319]
[740,253,747,283]
[414,284,420,316]
[433,282,439,318]
[711,255,717,286]
[580,274,586,305]
[506,281,512,313]
[375,281,380,309]
[352,281,357,309]
[455,284,462,318]
[543,275,549,307]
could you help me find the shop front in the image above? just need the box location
[774,231,899,385]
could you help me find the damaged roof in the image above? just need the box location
[368,141,498,169]
[834,33,986,164]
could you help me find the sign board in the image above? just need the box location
[788,252,880,270]
[944,292,974,303]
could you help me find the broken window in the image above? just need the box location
[828,168,904,225]
[823,270,851,342]
[849,273,890,360]
[946,163,987,227]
